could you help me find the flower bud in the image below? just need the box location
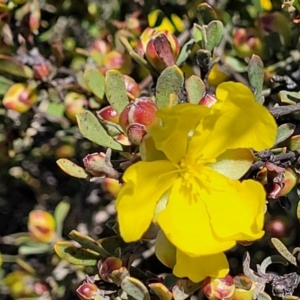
[126,123,147,145]
[202,275,235,300]
[233,28,263,58]
[28,210,56,243]
[139,27,180,72]
[76,282,99,300]
[280,168,298,196]
[97,106,120,123]
[2,83,38,113]
[100,50,132,75]
[33,63,51,80]
[98,257,129,285]
[91,39,111,56]
[123,75,140,99]
[64,92,87,122]
[101,178,122,197]
[119,97,157,133]
[199,93,217,107]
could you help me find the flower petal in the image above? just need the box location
[151,103,209,163]
[188,82,277,160]
[200,169,266,242]
[116,160,177,242]
[157,178,235,257]
[174,250,229,283]
[208,148,254,180]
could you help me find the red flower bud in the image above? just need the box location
[76,282,99,300]
[202,275,235,300]
[119,97,157,144]
[199,93,217,107]
[98,257,129,285]
[2,83,38,113]
[139,27,180,71]
[123,75,140,99]
[83,152,109,177]
[33,63,51,80]
[97,106,120,123]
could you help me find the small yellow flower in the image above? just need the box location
[260,0,272,11]
[116,82,277,282]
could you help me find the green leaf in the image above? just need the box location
[121,276,150,300]
[105,70,128,114]
[206,21,224,52]
[176,39,195,66]
[76,110,123,150]
[191,24,203,44]
[46,102,65,118]
[68,230,111,257]
[54,200,70,238]
[54,241,99,266]
[297,200,300,221]
[56,159,89,179]
[172,279,201,300]
[156,65,184,109]
[0,76,13,95]
[0,55,33,78]
[271,237,297,266]
[196,3,217,25]
[275,123,295,145]
[19,242,52,255]
[185,75,205,104]
[99,235,128,255]
[84,69,105,100]
[248,55,264,104]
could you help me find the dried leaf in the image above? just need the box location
[271,238,297,266]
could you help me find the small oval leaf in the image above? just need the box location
[84,69,105,100]
[56,159,89,179]
[248,55,264,104]
[185,75,205,104]
[105,70,128,114]
[271,238,297,266]
[54,241,99,266]
[121,276,150,300]
[275,123,295,145]
[76,110,123,150]
[149,283,172,300]
[54,200,70,237]
[206,20,224,51]
[156,65,184,109]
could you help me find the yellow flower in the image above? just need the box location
[260,0,272,11]
[116,82,277,282]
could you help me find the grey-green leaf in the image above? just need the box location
[275,123,295,145]
[185,75,205,104]
[105,70,128,114]
[121,277,150,300]
[271,238,297,266]
[156,65,184,109]
[248,55,264,104]
[206,20,224,52]
[84,69,105,100]
[76,110,123,150]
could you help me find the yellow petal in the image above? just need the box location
[208,148,254,180]
[116,160,177,242]
[174,250,229,283]
[200,169,266,242]
[188,82,277,160]
[157,178,235,257]
[151,103,209,163]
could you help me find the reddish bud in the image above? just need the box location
[83,152,108,177]
[119,97,157,144]
[28,210,56,243]
[233,28,263,58]
[76,282,99,300]
[123,75,140,99]
[199,93,217,107]
[64,92,87,122]
[33,63,51,80]
[202,275,235,300]
[101,178,122,197]
[2,83,38,113]
[91,39,111,55]
[139,27,180,71]
[100,50,132,74]
[97,106,120,123]
[98,257,128,285]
